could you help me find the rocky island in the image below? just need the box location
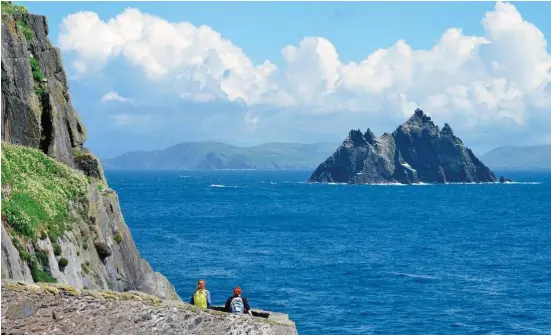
[309,109,497,184]
[1,3,296,334]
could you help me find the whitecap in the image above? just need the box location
[390,272,439,280]
[209,184,239,188]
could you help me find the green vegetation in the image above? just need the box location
[30,260,56,283]
[97,183,105,192]
[58,257,69,268]
[29,58,46,96]
[17,19,33,41]
[52,242,62,256]
[39,231,48,240]
[83,242,88,250]
[30,58,44,81]
[35,249,49,266]
[12,238,31,262]
[1,142,89,240]
[1,2,28,15]
[113,232,122,244]
[12,236,56,283]
[1,3,33,40]
[81,263,90,274]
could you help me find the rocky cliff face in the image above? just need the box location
[1,281,298,335]
[1,5,179,301]
[309,109,497,184]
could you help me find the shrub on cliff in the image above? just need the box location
[30,260,56,283]
[58,257,69,270]
[94,242,112,261]
[52,242,62,256]
[1,143,88,239]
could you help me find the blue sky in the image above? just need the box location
[16,1,551,158]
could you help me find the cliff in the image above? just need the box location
[1,3,178,300]
[1,281,297,335]
[309,109,497,184]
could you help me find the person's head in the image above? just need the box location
[197,279,206,290]
[233,287,242,297]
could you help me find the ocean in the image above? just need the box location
[105,170,550,335]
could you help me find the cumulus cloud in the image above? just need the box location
[60,2,550,138]
[101,91,134,103]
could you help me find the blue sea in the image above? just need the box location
[105,170,551,335]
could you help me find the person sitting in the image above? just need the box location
[190,279,212,309]
[225,287,252,316]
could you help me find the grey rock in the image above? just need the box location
[1,13,86,167]
[499,176,513,183]
[310,109,497,184]
[1,281,298,335]
[1,9,180,302]
[1,224,33,283]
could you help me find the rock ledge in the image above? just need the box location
[1,280,298,335]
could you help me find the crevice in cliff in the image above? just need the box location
[38,93,53,154]
[65,119,75,147]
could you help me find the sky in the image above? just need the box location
[17,1,551,158]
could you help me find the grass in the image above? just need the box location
[1,2,28,15]
[30,260,57,283]
[17,19,33,41]
[30,58,44,81]
[12,237,57,283]
[29,58,46,97]
[52,242,61,256]
[1,142,89,239]
[113,232,122,244]
[35,249,49,266]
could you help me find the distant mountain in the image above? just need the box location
[480,145,551,170]
[101,142,339,170]
[309,109,496,184]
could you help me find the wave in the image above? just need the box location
[501,181,541,185]
[299,180,542,186]
[209,184,239,188]
[390,272,439,280]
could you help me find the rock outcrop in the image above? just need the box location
[309,109,497,184]
[1,281,298,335]
[1,4,179,301]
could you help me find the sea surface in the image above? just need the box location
[105,170,551,335]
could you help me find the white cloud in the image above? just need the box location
[101,91,134,103]
[60,2,550,136]
[111,114,150,126]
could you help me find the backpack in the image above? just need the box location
[193,289,207,309]
[230,296,245,313]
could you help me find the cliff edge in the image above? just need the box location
[1,2,178,300]
[1,281,298,335]
[309,109,496,184]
